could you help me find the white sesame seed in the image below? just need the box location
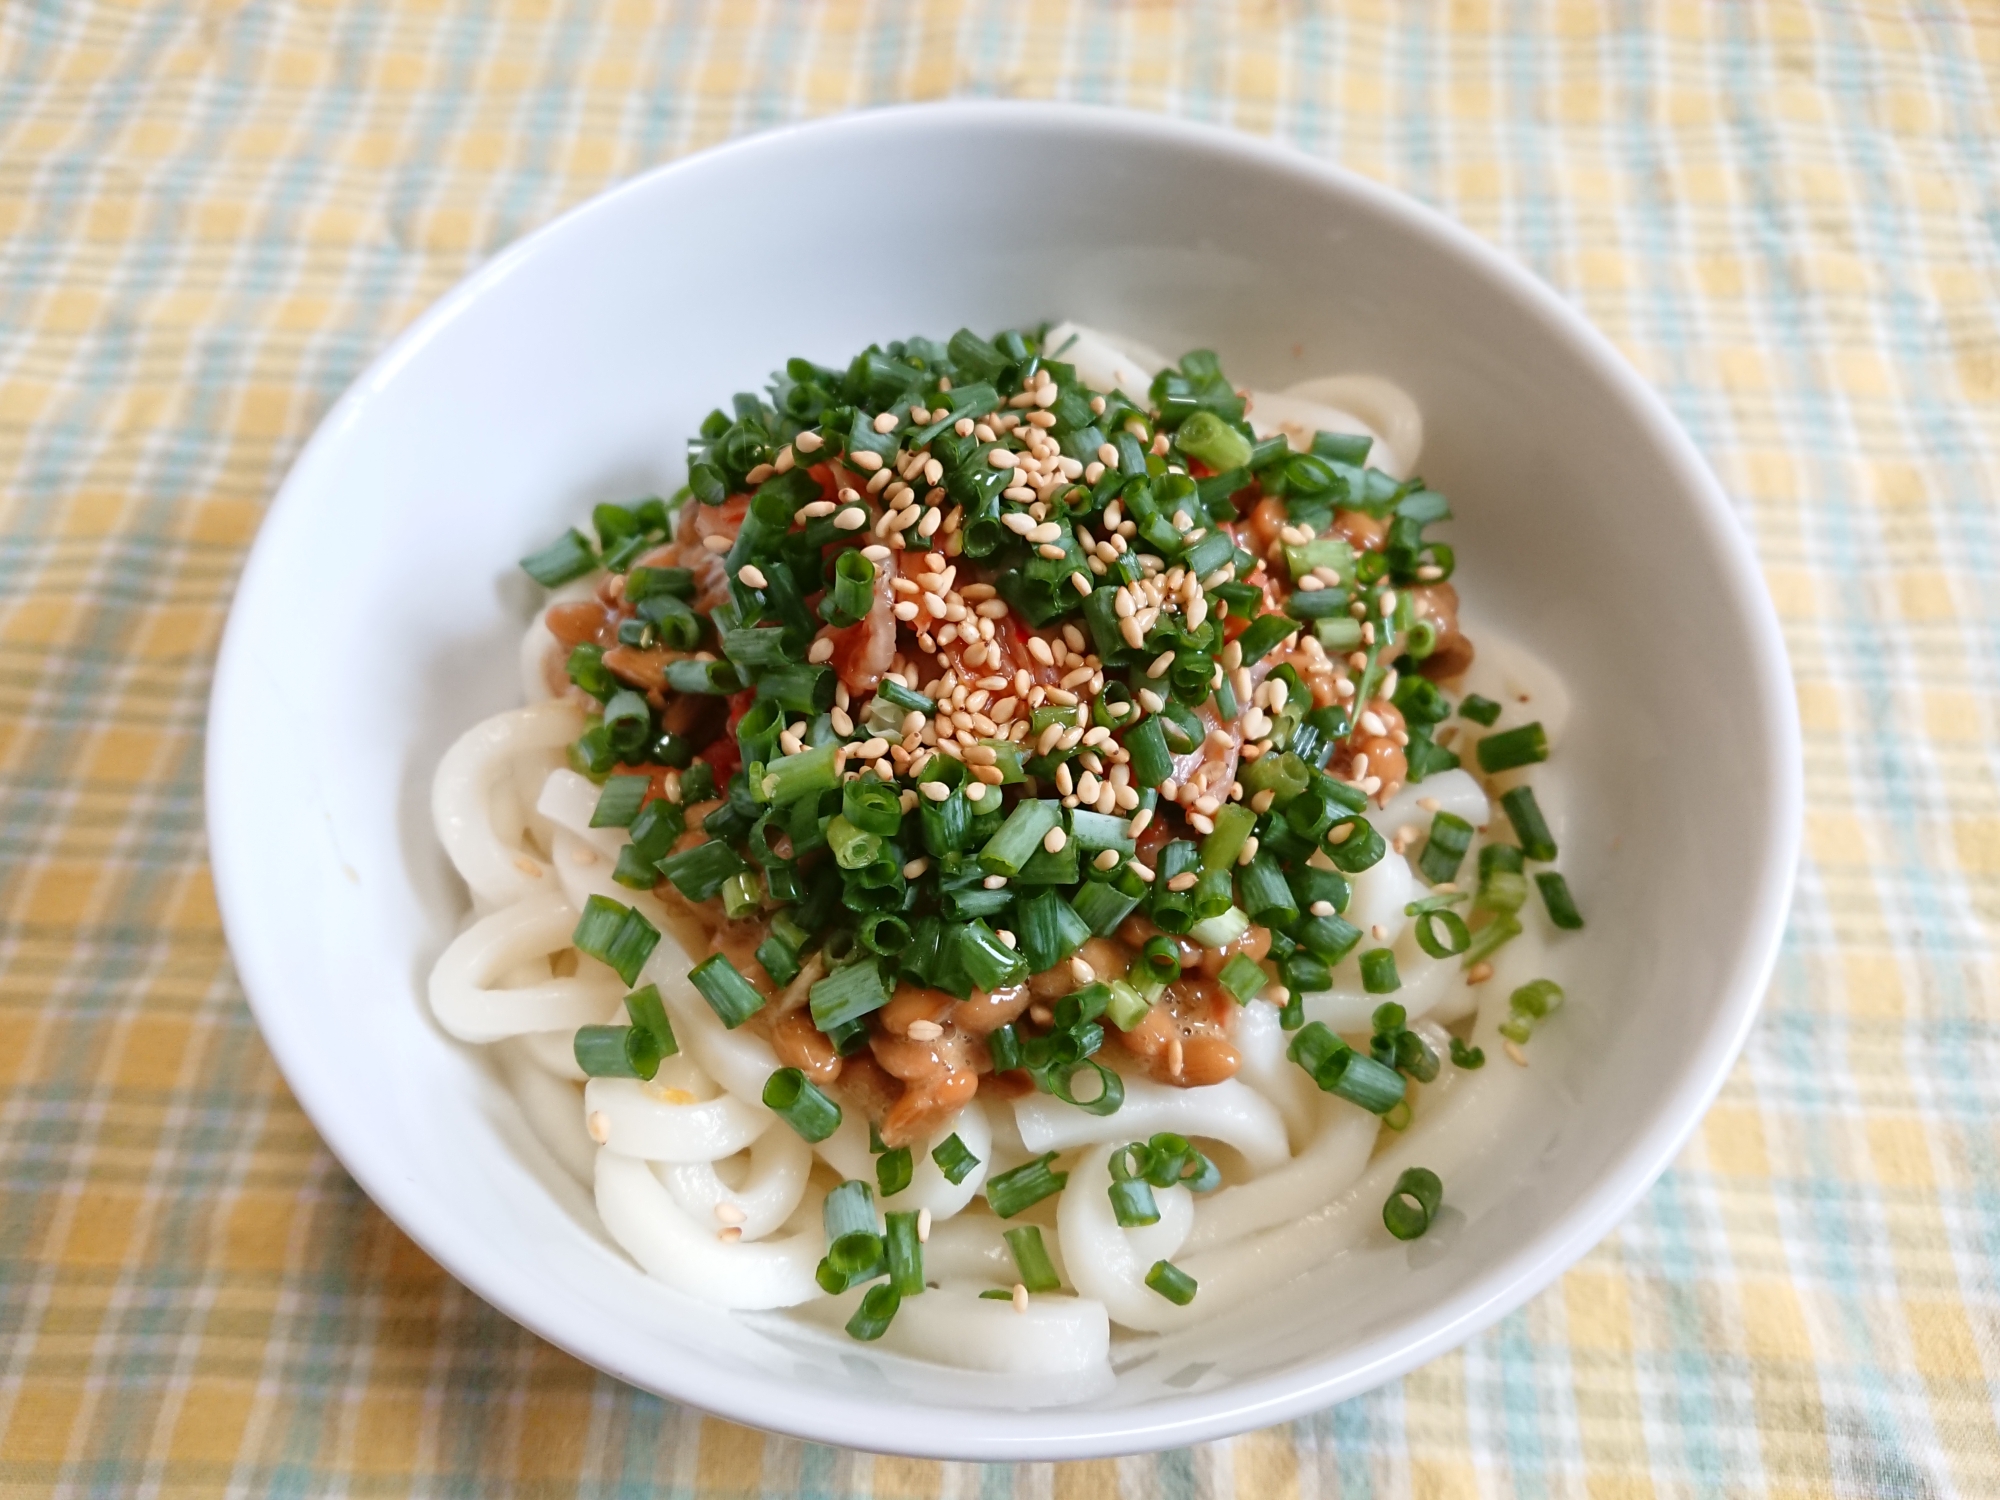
[701,534,730,553]
[736,564,768,590]
[586,1110,610,1144]
[906,1019,944,1042]
[1505,1040,1529,1067]
[1042,826,1067,855]
[917,1207,932,1242]
[834,507,867,530]
[1012,1283,1029,1313]
[714,1201,746,1225]
[1167,871,1199,892]
[988,448,1018,469]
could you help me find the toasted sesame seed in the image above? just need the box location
[1097,443,1120,468]
[1504,1040,1529,1067]
[1371,924,1388,941]
[917,1207,932,1242]
[736,564,768,590]
[906,1018,944,1042]
[988,448,1018,469]
[1042,826,1067,855]
[1467,962,1495,985]
[834,506,867,530]
[1093,848,1120,871]
[714,1201,747,1225]
[1012,1283,1029,1313]
[701,534,730,553]
[718,1226,742,1243]
[1167,871,1199,892]
[586,1110,610,1144]
[1147,650,1175,679]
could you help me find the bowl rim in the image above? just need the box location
[206,98,1802,1460]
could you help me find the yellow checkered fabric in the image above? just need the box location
[4,2,1998,1493]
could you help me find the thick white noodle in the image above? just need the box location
[496,1037,596,1186]
[536,768,629,858]
[659,1124,811,1241]
[433,701,582,909]
[654,955,786,1107]
[584,1076,772,1163]
[1367,768,1490,839]
[869,1286,1112,1377]
[1056,1150,1197,1333]
[814,1099,995,1219]
[1065,1061,1526,1334]
[594,1151,824,1310]
[1341,846,1418,950]
[919,1209,1070,1286]
[1303,935,1458,1035]
[1259,375,1424,479]
[512,1026,591,1082]
[1042,321,1168,404]
[429,890,624,1043]
[1013,1072,1290,1175]
[1231,999,1324,1149]
[1180,1093,1378,1255]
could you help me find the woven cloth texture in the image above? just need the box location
[3,2,1998,1495]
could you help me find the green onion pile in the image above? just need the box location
[516,325,1588,1332]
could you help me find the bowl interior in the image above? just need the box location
[208,103,1797,1460]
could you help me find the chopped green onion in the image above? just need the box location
[1475,843,1529,914]
[1188,905,1250,950]
[763,1067,842,1142]
[1237,855,1299,929]
[1499,978,1566,1043]
[1476,722,1549,773]
[931,1133,981,1185]
[623,983,677,1058]
[1450,1037,1486,1069]
[845,1283,900,1341]
[876,1146,913,1198]
[1535,871,1584,929]
[1462,912,1523,967]
[1383,1167,1443,1240]
[1315,1045,1408,1114]
[1500,785,1558,861]
[590,774,651,828]
[1199,804,1257,872]
[808,959,891,1032]
[1413,908,1472,958]
[1017,890,1090,974]
[884,1211,924,1296]
[1323,814,1387,873]
[980,800,1061,878]
[986,1151,1068,1218]
[1105,980,1150,1031]
[521,528,599,586]
[659,838,748,902]
[571,896,660,987]
[956,920,1027,992]
[1360,948,1401,993]
[1233,613,1297,666]
[664,657,741,695]
[690,952,765,1028]
[1458,694,1502,726]
[1124,718,1173,790]
[1175,410,1253,471]
[1068,809,1136,855]
[1108,1170,1160,1227]
[1216,952,1268,1004]
[1003,1225,1062,1293]
[1417,812,1474,886]
[877,678,934,715]
[1047,1058,1125,1116]
[1071,873,1143,937]
[1136,934,1182,987]
[1145,1259,1198,1305]
[822,549,876,628]
[572,1023,661,1080]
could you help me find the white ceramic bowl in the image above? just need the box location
[206,103,1800,1459]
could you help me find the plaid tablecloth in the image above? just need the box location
[4,2,1997,1494]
